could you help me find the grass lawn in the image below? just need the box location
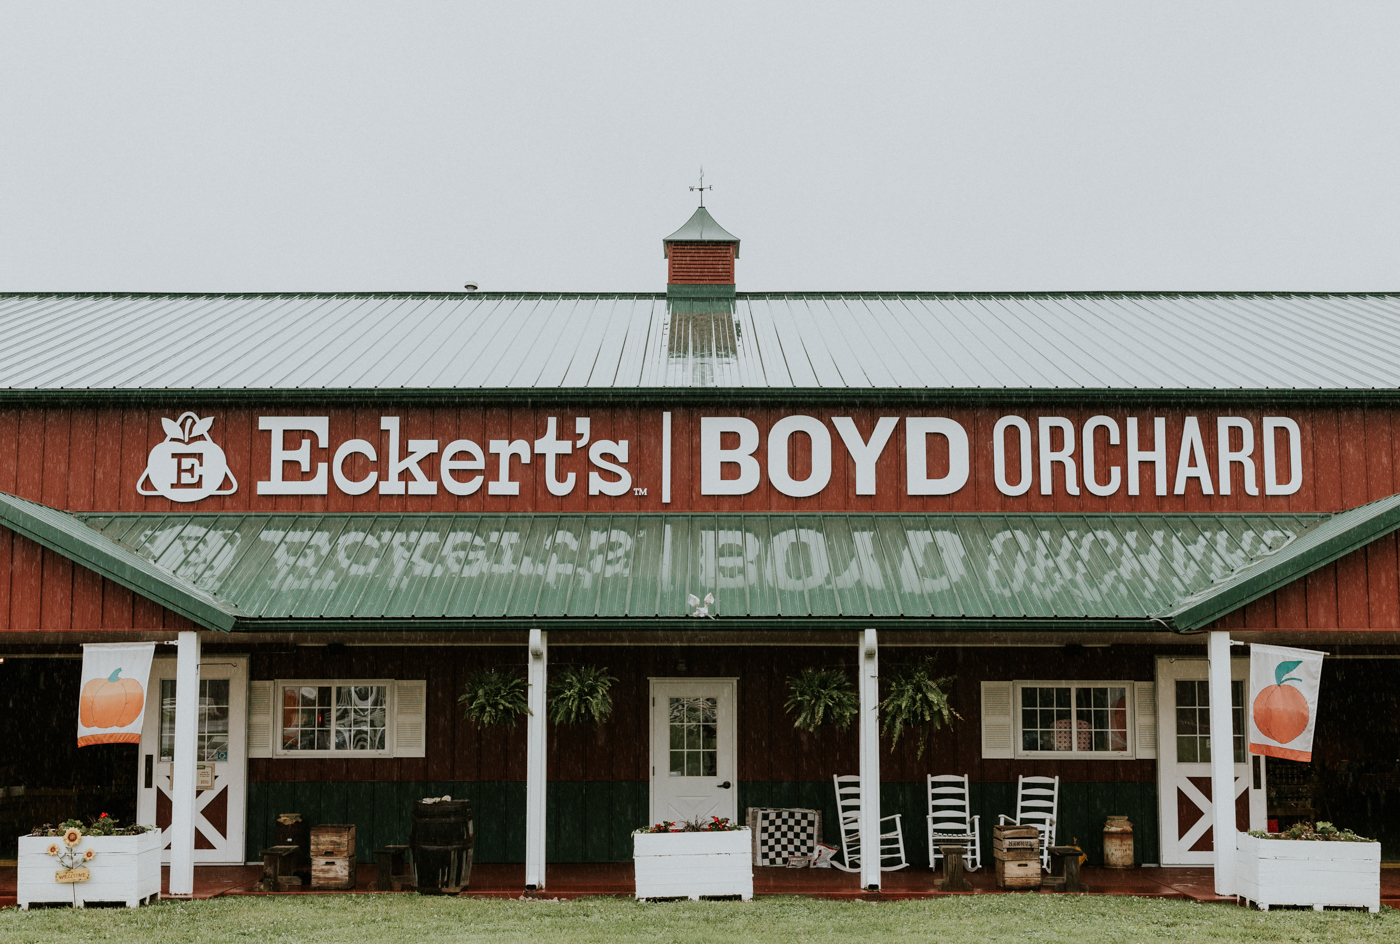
[0,895,1394,944]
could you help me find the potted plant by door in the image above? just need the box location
[17,815,160,909]
[1236,821,1380,913]
[633,817,752,901]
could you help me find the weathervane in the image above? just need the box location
[690,168,712,207]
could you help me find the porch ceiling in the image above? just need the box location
[59,504,1340,629]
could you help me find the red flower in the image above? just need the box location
[99,813,109,819]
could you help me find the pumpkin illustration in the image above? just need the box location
[1252,659,1310,744]
[79,668,144,729]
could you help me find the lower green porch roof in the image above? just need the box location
[6,491,1400,634]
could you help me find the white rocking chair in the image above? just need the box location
[926,774,982,872]
[832,774,908,872]
[997,775,1058,871]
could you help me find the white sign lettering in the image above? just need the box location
[133,411,1307,503]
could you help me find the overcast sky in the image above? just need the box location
[2,2,1398,293]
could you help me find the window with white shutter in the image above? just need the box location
[256,679,426,759]
[981,681,1014,758]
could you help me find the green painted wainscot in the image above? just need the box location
[246,781,1158,869]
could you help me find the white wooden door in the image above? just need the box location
[649,679,738,826]
[1155,656,1266,866]
[136,656,248,865]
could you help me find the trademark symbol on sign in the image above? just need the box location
[633,487,648,496]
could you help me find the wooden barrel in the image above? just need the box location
[411,799,474,893]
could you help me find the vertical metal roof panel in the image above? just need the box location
[62,509,1345,623]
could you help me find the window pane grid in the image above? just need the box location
[159,678,232,762]
[1175,678,1247,764]
[1020,684,1129,755]
[668,696,718,777]
[280,682,388,753]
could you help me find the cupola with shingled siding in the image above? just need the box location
[663,206,739,297]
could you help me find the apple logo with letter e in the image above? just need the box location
[137,412,238,502]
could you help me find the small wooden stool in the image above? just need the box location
[255,845,302,892]
[937,844,972,891]
[1044,845,1088,893]
[375,845,412,891]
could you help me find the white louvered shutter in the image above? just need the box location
[395,680,427,758]
[247,680,273,758]
[1134,681,1157,759]
[981,681,1014,758]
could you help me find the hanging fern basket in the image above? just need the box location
[785,668,860,733]
[458,668,529,727]
[548,664,617,727]
[880,656,961,758]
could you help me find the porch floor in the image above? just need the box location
[4,862,1398,907]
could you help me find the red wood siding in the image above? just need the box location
[0,527,196,631]
[247,644,1154,785]
[0,403,1387,516]
[667,243,735,284]
[1210,539,1400,631]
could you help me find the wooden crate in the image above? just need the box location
[992,824,1039,841]
[311,856,356,890]
[993,836,1040,860]
[311,824,356,858]
[995,857,1041,889]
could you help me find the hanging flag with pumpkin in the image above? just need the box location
[76,643,155,747]
[1248,642,1326,762]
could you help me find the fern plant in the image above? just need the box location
[458,668,529,727]
[880,656,961,758]
[548,664,617,727]
[785,668,860,733]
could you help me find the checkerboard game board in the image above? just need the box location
[746,807,823,866]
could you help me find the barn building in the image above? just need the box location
[1,204,1399,896]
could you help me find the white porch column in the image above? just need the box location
[1207,630,1236,897]
[168,630,201,897]
[525,629,548,890]
[857,629,881,891]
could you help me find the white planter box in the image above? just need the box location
[633,829,754,901]
[1236,831,1380,913]
[17,832,162,909]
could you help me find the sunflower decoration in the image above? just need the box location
[62,827,83,848]
[83,848,97,862]
[46,843,60,857]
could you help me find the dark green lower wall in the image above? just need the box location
[246,780,1157,868]
[246,780,646,864]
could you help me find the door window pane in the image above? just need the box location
[668,696,717,777]
[159,678,231,762]
[1175,678,1246,764]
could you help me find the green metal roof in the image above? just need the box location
[4,291,1400,395]
[663,207,740,257]
[0,491,240,632]
[11,486,1398,634]
[69,508,1332,630]
[1162,492,1400,633]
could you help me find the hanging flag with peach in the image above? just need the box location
[1248,643,1325,762]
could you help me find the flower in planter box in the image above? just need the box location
[83,848,96,861]
[46,844,59,857]
[62,828,83,848]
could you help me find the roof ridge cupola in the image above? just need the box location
[663,199,739,299]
